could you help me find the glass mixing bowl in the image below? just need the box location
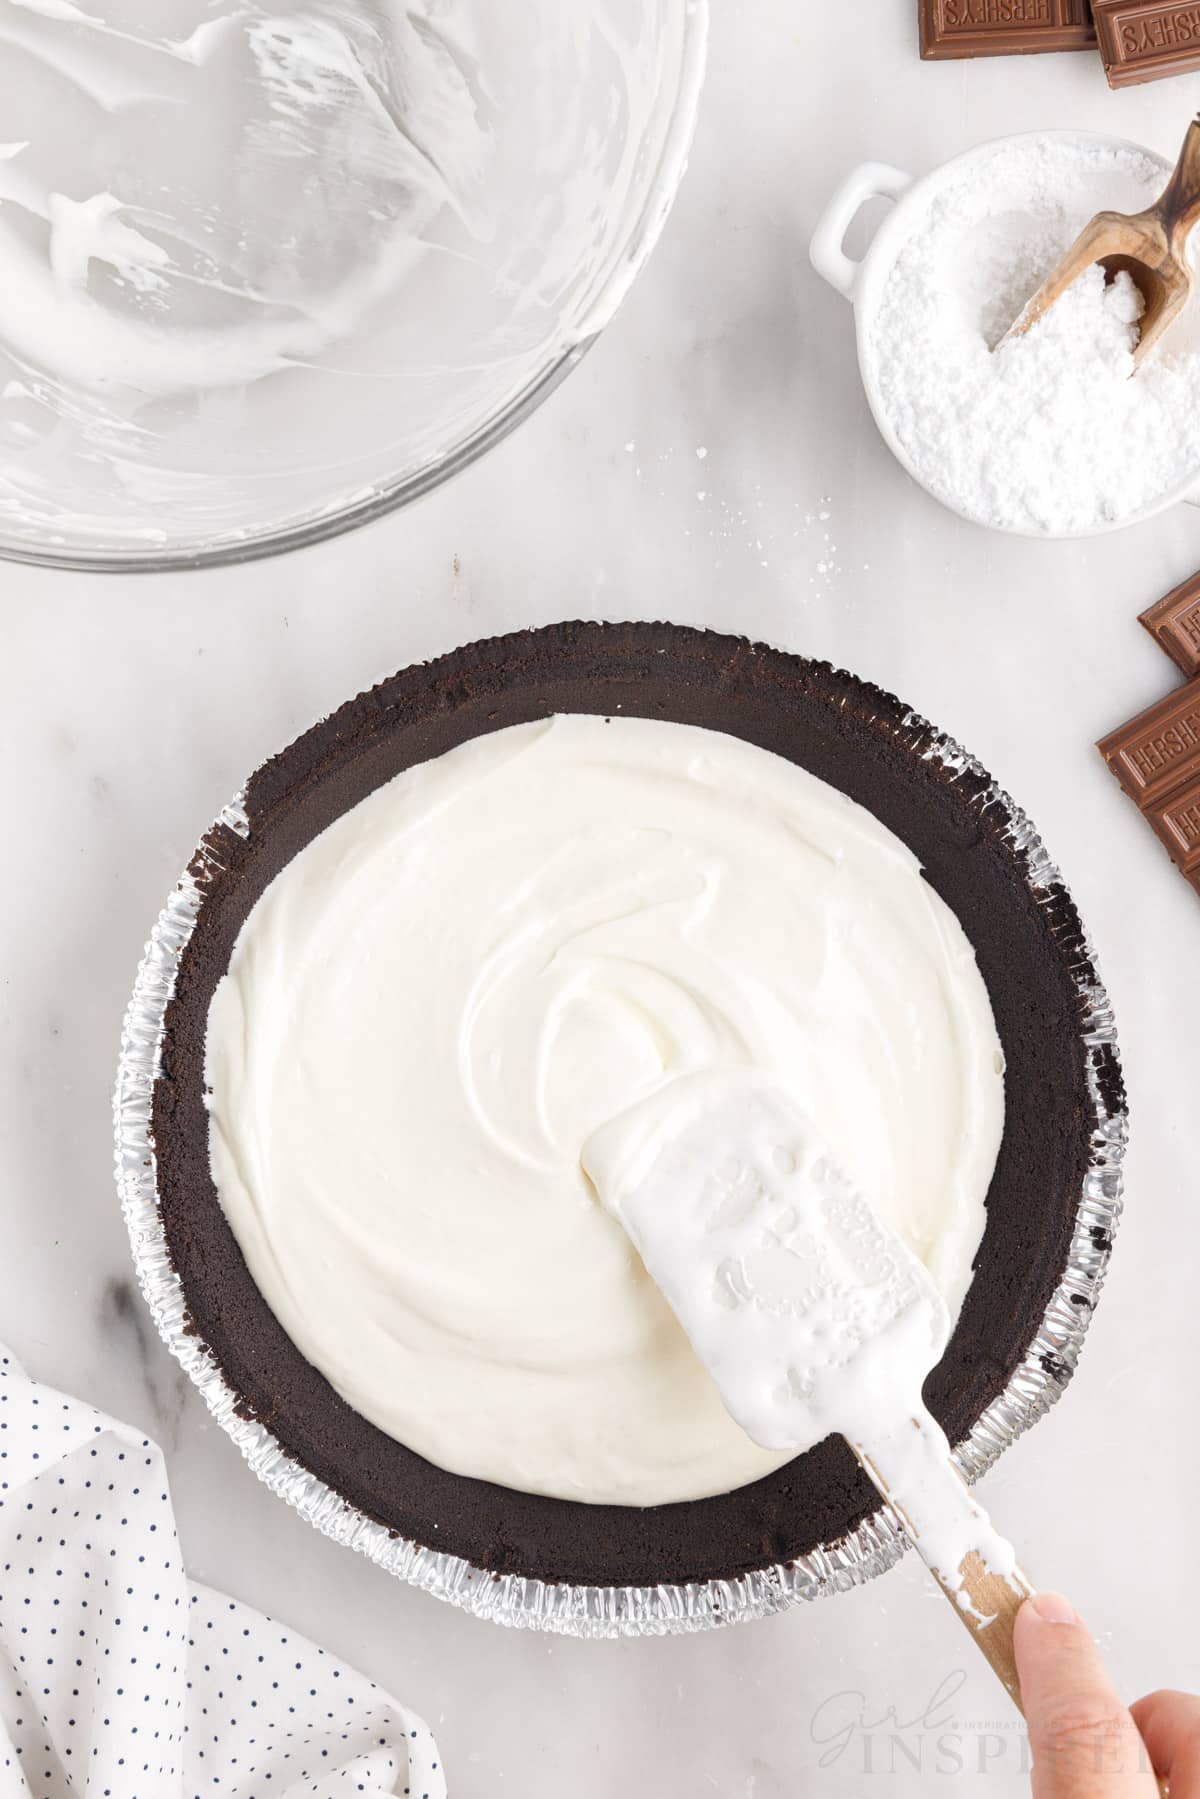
[0,0,706,570]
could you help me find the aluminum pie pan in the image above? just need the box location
[113,636,1127,1638]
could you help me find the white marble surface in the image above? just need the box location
[2,4,1199,1791]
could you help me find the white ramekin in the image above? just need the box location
[809,130,1200,539]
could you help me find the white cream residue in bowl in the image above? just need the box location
[0,0,702,561]
[203,715,1005,1508]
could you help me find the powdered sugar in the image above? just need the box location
[867,138,1200,533]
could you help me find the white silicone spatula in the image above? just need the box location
[583,1070,1034,1710]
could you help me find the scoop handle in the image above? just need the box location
[1155,112,1200,256]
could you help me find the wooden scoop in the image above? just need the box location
[1004,113,1200,368]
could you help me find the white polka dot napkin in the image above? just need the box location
[0,1345,446,1799]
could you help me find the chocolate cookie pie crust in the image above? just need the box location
[149,621,1100,1589]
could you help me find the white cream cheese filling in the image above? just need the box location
[204,713,1005,1506]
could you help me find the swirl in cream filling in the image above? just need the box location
[205,714,1005,1506]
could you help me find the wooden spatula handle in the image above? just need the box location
[854,1441,1169,1793]
[945,1549,1033,1710]
[937,1557,1169,1796]
[1157,113,1200,256]
[853,1435,1035,1712]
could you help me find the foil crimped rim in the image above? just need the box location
[113,690,1126,1639]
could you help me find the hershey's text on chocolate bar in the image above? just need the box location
[920,0,1096,57]
[1097,681,1200,806]
[1147,774,1200,868]
[1092,0,1200,84]
[1140,572,1200,677]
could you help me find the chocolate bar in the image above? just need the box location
[919,0,1096,59]
[1092,0,1200,85]
[1098,682,1200,808]
[1145,772,1200,870]
[1140,572,1200,676]
[1098,587,1200,893]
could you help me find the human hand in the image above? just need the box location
[1015,1592,1199,1797]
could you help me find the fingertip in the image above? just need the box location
[1013,1593,1115,1720]
[1014,1591,1086,1666]
[1130,1688,1200,1782]
[1025,1591,1079,1627]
